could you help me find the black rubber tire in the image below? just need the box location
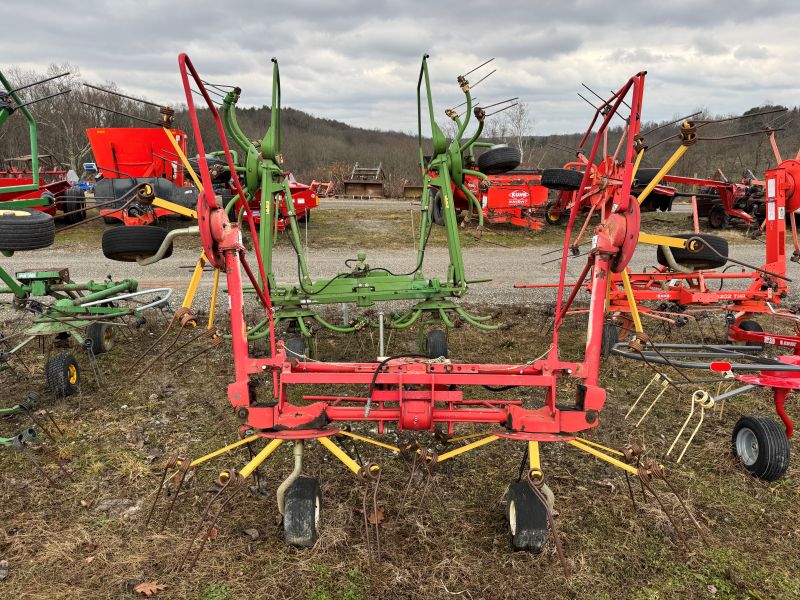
[59,188,87,224]
[541,169,584,192]
[656,233,728,269]
[46,351,80,396]
[284,476,322,547]
[426,329,448,359]
[732,416,790,481]
[708,204,729,229]
[431,190,445,226]
[634,168,663,187]
[477,145,521,175]
[505,481,549,552]
[0,208,55,251]
[544,201,563,225]
[284,336,308,361]
[101,226,172,262]
[601,319,619,357]
[187,156,229,183]
[735,319,763,349]
[216,187,236,222]
[85,322,114,354]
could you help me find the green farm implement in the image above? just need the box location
[126,56,506,358]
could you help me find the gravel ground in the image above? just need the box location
[1,235,793,311]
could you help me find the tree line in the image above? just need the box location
[2,63,798,196]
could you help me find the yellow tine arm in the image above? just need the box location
[638,232,689,249]
[446,431,493,444]
[182,252,207,310]
[620,269,643,334]
[572,437,625,457]
[189,434,261,469]
[318,436,378,476]
[568,439,638,476]
[239,438,284,479]
[528,440,541,474]
[207,268,220,330]
[636,144,688,205]
[336,430,400,453]
[435,435,499,463]
[163,127,203,190]
[152,197,198,220]
[630,148,645,181]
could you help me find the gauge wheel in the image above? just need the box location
[46,351,80,396]
[85,322,114,354]
[283,476,322,547]
[732,416,790,481]
[505,481,549,552]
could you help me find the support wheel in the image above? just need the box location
[733,319,763,349]
[431,190,445,226]
[60,188,87,224]
[541,168,584,191]
[655,233,728,270]
[708,204,729,229]
[101,226,172,262]
[426,329,448,359]
[601,319,619,357]
[284,336,308,361]
[505,481,549,552]
[544,201,563,225]
[86,322,114,354]
[732,416,790,481]
[283,476,322,547]
[46,351,80,396]
[0,208,55,251]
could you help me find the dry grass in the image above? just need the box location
[1,299,800,600]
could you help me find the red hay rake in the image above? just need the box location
[145,57,706,565]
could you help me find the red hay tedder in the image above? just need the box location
[140,57,713,564]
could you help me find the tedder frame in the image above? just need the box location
[140,56,710,563]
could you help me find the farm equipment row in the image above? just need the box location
[4,50,800,580]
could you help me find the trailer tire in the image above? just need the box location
[505,481,549,552]
[102,226,172,262]
[601,319,619,357]
[431,190,445,226]
[86,322,114,354]
[284,476,322,547]
[708,204,729,229]
[656,233,728,270]
[60,188,87,224]
[732,416,790,481]
[633,168,663,187]
[733,319,763,349]
[544,201,563,225]
[46,351,80,396]
[541,168,584,192]
[477,145,521,175]
[0,208,55,251]
[426,329,448,359]
[284,336,308,361]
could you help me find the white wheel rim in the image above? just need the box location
[314,495,321,527]
[509,500,517,535]
[736,427,759,466]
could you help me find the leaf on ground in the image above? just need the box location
[134,581,167,597]
[207,526,219,541]
[367,506,385,525]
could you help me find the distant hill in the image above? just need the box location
[2,64,798,195]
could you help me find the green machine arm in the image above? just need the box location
[0,70,41,195]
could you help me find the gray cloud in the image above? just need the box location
[2,0,800,135]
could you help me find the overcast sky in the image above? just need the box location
[5,0,800,135]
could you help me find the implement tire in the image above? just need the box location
[0,208,55,251]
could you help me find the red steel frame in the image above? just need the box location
[451,170,548,230]
[179,52,645,443]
